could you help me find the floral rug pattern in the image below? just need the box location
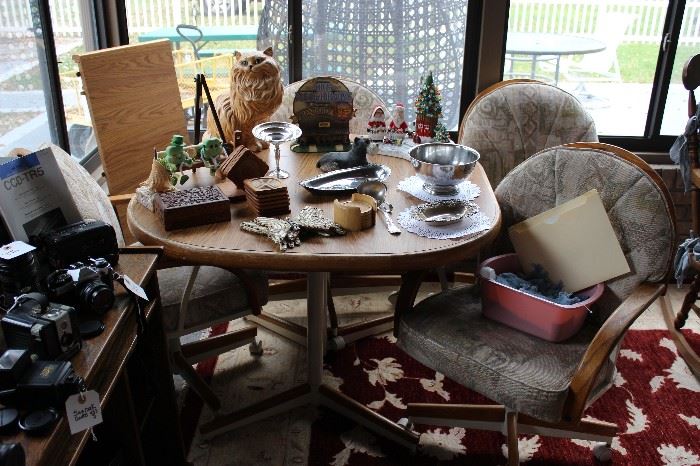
[311,330,700,466]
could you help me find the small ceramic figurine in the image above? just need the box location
[198,137,224,175]
[161,135,193,185]
[386,103,408,145]
[316,137,370,172]
[367,106,387,142]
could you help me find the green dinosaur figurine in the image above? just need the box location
[160,134,192,185]
[198,137,224,175]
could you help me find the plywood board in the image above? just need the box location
[75,40,187,195]
[509,189,630,292]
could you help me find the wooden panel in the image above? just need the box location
[127,148,503,273]
[75,41,187,195]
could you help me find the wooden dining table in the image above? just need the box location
[127,143,501,447]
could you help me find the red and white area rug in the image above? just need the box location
[187,329,700,465]
[311,330,700,466]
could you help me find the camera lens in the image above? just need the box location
[0,251,41,308]
[78,281,114,315]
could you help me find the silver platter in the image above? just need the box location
[299,164,391,195]
[410,200,478,225]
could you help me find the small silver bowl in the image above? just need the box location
[409,143,480,196]
[411,200,478,225]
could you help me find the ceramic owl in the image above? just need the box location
[206,47,284,152]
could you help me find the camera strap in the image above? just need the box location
[113,273,148,335]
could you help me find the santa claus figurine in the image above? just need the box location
[366,106,387,142]
[387,103,408,144]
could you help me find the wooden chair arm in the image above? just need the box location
[109,193,134,206]
[562,282,665,421]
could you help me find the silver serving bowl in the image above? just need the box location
[409,143,480,195]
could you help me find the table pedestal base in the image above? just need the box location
[198,272,419,450]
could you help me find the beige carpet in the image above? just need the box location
[188,285,698,465]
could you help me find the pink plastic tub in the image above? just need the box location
[480,254,604,342]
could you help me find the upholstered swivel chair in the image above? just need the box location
[395,142,675,464]
[459,79,598,188]
[73,41,269,410]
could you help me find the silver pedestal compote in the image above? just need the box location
[252,122,302,180]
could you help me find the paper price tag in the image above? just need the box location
[122,274,149,301]
[0,241,35,260]
[66,390,103,435]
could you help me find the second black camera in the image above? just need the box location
[46,258,115,315]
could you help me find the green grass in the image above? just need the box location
[506,42,697,85]
[618,43,696,84]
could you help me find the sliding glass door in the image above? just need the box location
[503,0,697,149]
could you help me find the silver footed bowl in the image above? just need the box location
[409,143,480,196]
[252,121,302,144]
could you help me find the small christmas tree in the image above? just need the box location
[414,72,442,140]
[432,122,450,143]
[415,72,442,118]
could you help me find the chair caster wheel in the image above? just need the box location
[397,417,413,431]
[593,443,612,462]
[248,339,263,356]
[328,336,346,351]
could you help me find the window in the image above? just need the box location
[502,0,698,151]
[0,0,101,163]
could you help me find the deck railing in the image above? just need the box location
[0,0,698,44]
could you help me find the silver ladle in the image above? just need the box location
[357,180,401,235]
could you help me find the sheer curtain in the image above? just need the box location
[258,0,469,129]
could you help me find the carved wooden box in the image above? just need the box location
[154,186,231,231]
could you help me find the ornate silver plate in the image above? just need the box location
[299,164,391,195]
[410,200,478,225]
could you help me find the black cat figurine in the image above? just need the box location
[316,137,371,172]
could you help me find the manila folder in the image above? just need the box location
[508,189,629,293]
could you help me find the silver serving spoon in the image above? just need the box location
[357,180,402,235]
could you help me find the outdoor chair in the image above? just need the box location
[665,53,700,376]
[176,24,206,60]
[73,41,269,411]
[394,142,675,465]
[560,11,637,100]
[459,79,598,188]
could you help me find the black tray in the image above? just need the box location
[299,164,391,195]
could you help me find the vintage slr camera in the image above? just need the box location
[0,349,82,410]
[40,219,119,268]
[46,258,115,316]
[1,293,82,360]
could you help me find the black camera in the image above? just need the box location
[0,249,42,310]
[0,349,82,411]
[46,258,115,315]
[1,293,81,360]
[40,219,119,268]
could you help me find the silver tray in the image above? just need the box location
[299,164,391,195]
